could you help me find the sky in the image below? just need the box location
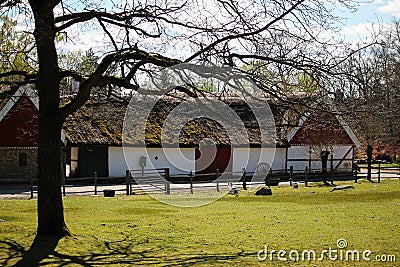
[9,0,399,54]
[339,0,400,41]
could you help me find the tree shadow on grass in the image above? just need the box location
[1,235,61,267]
[0,237,257,266]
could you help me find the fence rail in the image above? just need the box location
[1,165,399,198]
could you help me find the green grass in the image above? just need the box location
[359,163,400,168]
[1,179,399,266]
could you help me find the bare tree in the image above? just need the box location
[334,21,400,179]
[0,0,369,241]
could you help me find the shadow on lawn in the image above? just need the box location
[1,237,256,266]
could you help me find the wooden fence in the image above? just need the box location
[1,164,399,198]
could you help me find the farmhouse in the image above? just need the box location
[0,86,361,180]
[63,94,288,178]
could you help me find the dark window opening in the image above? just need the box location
[19,153,28,167]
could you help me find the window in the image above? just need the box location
[19,153,27,167]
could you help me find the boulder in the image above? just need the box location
[255,187,272,196]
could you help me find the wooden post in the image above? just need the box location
[242,167,247,190]
[126,170,130,195]
[62,171,66,197]
[398,161,400,178]
[165,168,170,195]
[330,154,334,184]
[216,169,219,192]
[30,173,34,199]
[285,148,288,175]
[354,164,358,183]
[61,147,66,197]
[398,161,400,176]
[305,167,308,187]
[189,171,193,194]
[94,172,97,195]
[290,166,293,181]
[378,162,381,183]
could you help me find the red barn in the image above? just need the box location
[286,102,361,173]
[0,86,39,180]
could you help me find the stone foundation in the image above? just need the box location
[0,147,38,181]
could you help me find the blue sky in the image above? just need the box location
[345,0,398,25]
[339,0,399,41]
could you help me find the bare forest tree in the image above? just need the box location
[0,0,373,245]
[334,20,400,179]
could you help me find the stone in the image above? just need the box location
[255,187,272,196]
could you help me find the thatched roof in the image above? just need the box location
[0,86,14,111]
[63,94,291,148]
[0,86,321,148]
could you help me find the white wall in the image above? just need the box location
[109,145,353,177]
[331,145,353,173]
[69,147,79,176]
[109,146,289,177]
[232,147,286,173]
[108,147,195,177]
[287,145,353,173]
[287,145,310,172]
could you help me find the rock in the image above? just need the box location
[255,187,272,196]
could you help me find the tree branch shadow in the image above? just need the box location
[11,235,61,267]
[1,237,257,266]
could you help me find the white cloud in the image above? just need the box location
[341,22,385,42]
[378,0,400,17]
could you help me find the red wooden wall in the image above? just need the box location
[290,110,354,146]
[0,95,38,147]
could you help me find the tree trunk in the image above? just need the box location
[366,145,373,181]
[37,118,69,236]
[30,0,69,237]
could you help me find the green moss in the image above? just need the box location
[96,119,121,144]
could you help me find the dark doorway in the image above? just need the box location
[78,146,108,177]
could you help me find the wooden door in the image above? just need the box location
[195,147,232,176]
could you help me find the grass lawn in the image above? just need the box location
[359,163,400,168]
[0,179,399,266]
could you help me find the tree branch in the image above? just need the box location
[59,49,182,118]
[185,0,306,62]
[0,70,36,80]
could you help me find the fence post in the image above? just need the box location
[398,162,400,178]
[126,170,130,195]
[62,172,66,197]
[94,172,98,195]
[216,169,219,192]
[30,173,33,199]
[398,162,400,176]
[189,170,193,194]
[165,168,170,195]
[378,162,381,183]
[290,166,293,181]
[354,164,358,183]
[330,154,334,184]
[305,167,308,187]
[242,167,247,190]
